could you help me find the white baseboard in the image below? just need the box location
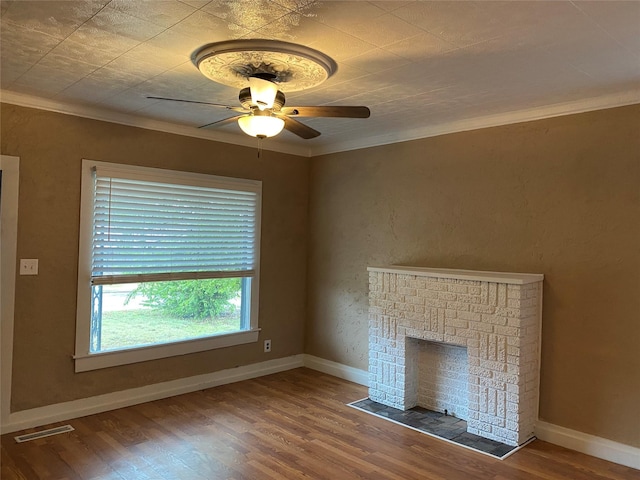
[3,353,637,471]
[303,354,369,386]
[302,355,639,471]
[1,354,304,434]
[535,420,639,470]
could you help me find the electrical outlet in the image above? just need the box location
[263,339,271,353]
[20,259,39,275]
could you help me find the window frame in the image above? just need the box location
[74,160,261,373]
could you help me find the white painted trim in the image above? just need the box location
[74,159,263,372]
[535,421,640,470]
[2,89,638,158]
[311,90,640,156]
[303,354,369,386]
[0,155,19,428]
[74,330,261,372]
[0,354,304,434]
[2,349,637,470]
[0,90,312,158]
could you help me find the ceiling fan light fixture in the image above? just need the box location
[249,76,278,110]
[238,115,285,138]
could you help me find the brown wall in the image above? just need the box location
[1,103,309,411]
[3,102,639,448]
[306,105,640,447]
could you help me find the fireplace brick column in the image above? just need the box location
[368,266,543,446]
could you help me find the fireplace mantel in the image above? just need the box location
[367,266,543,285]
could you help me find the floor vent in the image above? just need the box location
[14,425,75,443]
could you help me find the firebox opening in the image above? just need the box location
[408,338,469,421]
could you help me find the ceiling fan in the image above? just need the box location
[147,74,370,140]
[146,39,370,140]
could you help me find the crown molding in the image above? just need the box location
[0,90,312,158]
[2,88,638,158]
[309,89,640,156]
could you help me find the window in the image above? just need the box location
[75,160,261,372]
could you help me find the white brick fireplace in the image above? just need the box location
[368,266,543,446]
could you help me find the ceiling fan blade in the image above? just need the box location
[279,115,321,139]
[146,96,240,110]
[280,106,370,118]
[198,115,245,129]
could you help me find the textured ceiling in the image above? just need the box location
[1,0,639,156]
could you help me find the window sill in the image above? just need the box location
[74,329,260,373]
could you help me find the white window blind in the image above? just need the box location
[91,167,260,285]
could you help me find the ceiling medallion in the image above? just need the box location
[193,39,337,92]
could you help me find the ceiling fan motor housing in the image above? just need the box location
[239,87,286,111]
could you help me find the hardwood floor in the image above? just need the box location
[1,368,637,479]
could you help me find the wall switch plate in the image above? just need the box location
[264,339,271,353]
[19,259,38,275]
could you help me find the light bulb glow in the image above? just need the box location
[238,115,285,138]
[249,77,278,110]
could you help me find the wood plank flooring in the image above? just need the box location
[1,368,638,479]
